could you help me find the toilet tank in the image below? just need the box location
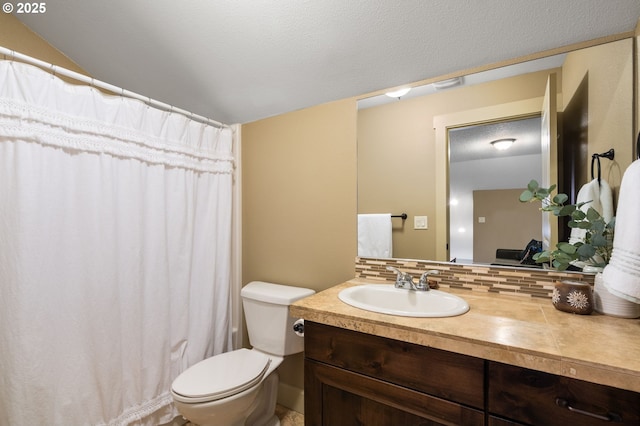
[241,281,315,356]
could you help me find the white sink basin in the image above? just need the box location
[338,284,469,317]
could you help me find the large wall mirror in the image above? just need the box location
[357,37,634,264]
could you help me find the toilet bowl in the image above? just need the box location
[171,349,277,426]
[171,281,315,426]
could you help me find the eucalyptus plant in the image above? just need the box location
[519,179,615,271]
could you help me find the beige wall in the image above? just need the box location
[0,14,86,74]
[473,189,542,264]
[358,70,556,260]
[241,99,357,291]
[241,99,357,406]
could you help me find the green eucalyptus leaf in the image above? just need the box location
[575,221,592,229]
[533,251,550,262]
[586,207,602,222]
[537,188,550,199]
[558,205,575,216]
[591,220,605,233]
[519,190,534,202]
[557,242,577,254]
[591,234,607,246]
[553,260,569,271]
[552,193,569,204]
[571,209,586,220]
[577,244,596,258]
[527,180,539,191]
[549,205,564,216]
[588,228,603,238]
[554,251,575,263]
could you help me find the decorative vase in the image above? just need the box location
[552,280,594,315]
[593,273,640,319]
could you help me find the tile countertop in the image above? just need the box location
[290,279,640,393]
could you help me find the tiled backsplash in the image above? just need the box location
[355,257,596,299]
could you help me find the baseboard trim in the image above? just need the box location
[277,382,304,414]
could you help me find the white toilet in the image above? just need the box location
[171,281,315,426]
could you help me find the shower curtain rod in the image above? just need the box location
[0,46,229,129]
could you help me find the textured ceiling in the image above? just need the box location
[449,117,542,163]
[16,0,640,124]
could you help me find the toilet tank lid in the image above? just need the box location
[241,281,315,305]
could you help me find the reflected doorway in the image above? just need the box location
[448,116,543,264]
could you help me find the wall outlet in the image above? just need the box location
[414,216,428,229]
[478,216,486,223]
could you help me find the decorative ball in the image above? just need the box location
[552,280,594,315]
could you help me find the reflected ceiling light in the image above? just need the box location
[385,87,411,98]
[490,138,516,151]
[432,77,463,90]
[450,198,459,206]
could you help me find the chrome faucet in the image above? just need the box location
[386,266,417,290]
[417,270,440,291]
[387,267,440,291]
[386,266,420,290]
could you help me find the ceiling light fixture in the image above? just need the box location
[432,77,463,90]
[490,138,516,151]
[385,87,411,98]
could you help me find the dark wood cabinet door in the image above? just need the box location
[306,359,484,426]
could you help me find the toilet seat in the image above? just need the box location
[171,348,271,403]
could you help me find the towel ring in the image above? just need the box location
[591,149,615,184]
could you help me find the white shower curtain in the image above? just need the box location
[0,61,234,425]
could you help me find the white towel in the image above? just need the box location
[358,214,393,258]
[602,160,640,304]
[569,178,614,245]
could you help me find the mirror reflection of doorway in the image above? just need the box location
[559,74,589,242]
[448,116,543,264]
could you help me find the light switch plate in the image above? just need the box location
[478,216,486,223]
[414,216,428,229]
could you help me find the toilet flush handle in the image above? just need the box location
[293,319,305,336]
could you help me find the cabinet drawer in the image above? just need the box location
[304,321,485,409]
[488,361,640,426]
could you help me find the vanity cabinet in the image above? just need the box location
[304,321,485,425]
[304,321,640,426]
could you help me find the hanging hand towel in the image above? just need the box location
[358,214,393,258]
[602,160,640,303]
[568,178,614,245]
